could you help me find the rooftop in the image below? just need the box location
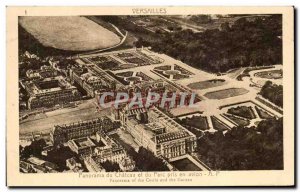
[155,131,190,144]
[71,137,96,149]
[24,76,75,96]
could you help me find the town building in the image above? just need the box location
[78,131,133,172]
[20,157,59,173]
[26,65,58,79]
[66,157,83,172]
[92,131,127,163]
[69,64,121,98]
[119,157,135,172]
[83,156,105,172]
[23,75,81,109]
[68,137,96,155]
[50,116,118,146]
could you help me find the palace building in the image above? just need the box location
[69,67,106,97]
[23,76,81,109]
[50,116,118,146]
[26,65,58,80]
[69,64,122,98]
[118,105,197,159]
[109,79,199,120]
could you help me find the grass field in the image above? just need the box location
[164,70,180,75]
[204,88,249,99]
[254,70,283,79]
[19,16,121,51]
[116,71,134,77]
[187,79,226,90]
[255,106,274,119]
[211,116,230,131]
[224,114,250,126]
[181,116,209,131]
[154,65,172,71]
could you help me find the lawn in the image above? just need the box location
[19,16,120,51]
[164,70,180,75]
[124,57,146,64]
[255,106,274,119]
[211,116,230,131]
[89,56,109,63]
[154,65,172,71]
[187,79,226,90]
[224,114,250,126]
[96,60,120,70]
[180,116,209,131]
[254,70,283,79]
[116,52,135,58]
[137,72,153,81]
[204,88,249,99]
[227,106,256,119]
[154,70,171,79]
[119,64,137,69]
[126,76,142,82]
[173,74,190,80]
[116,71,134,77]
[174,65,194,75]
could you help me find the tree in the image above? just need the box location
[260,81,283,107]
[20,139,47,159]
[190,15,213,24]
[19,145,23,154]
[220,22,231,31]
[167,26,174,31]
[135,15,282,73]
[110,80,117,91]
[101,160,120,172]
[44,146,77,171]
[133,147,169,171]
[197,118,283,170]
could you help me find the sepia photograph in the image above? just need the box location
[6,6,294,187]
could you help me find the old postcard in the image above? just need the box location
[6,6,294,187]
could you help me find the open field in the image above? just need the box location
[204,88,249,100]
[86,16,124,38]
[19,16,120,51]
[20,100,110,134]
